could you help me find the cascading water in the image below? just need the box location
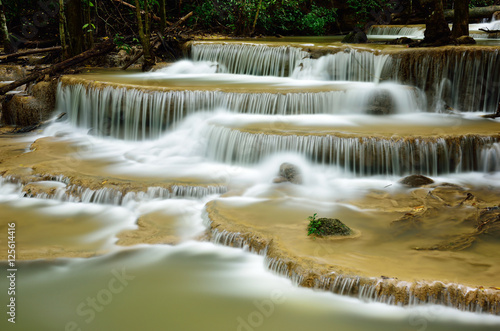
[291,50,392,83]
[191,42,500,112]
[191,42,309,76]
[393,48,500,112]
[59,78,424,139]
[2,35,500,330]
[367,25,425,38]
[203,124,499,176]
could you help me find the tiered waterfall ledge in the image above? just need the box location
[204,182,500,314]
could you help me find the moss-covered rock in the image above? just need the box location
[308,217,352,236]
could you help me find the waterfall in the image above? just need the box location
[204,125,499,175]
[291,50,392,83]
[191,42,393,83]
[191,43,309,76]
[393,48,500,112]
[190,42,500,112]
[59,80,423,139]
[481,142,500,172]
[367,25,425,38]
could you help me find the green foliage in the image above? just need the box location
[469,0,496,7]
[113,34,132,53]
[346,0,398,26]
[302,5,337,35]
[187,0,336,36]
[307,213,321,236]
[82,23,96,33]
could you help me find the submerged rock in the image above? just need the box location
[456,36,476,45]
[399,175,434,187]
[308,218,352,236]
[273,162,302,184]
[342,31,368,44]
[386,37,414,45]
[365,91,395,115]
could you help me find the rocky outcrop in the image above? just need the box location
[0,65,27,81]
[1,79,57,126]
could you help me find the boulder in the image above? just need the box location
[493,11,500,21]
[2,80,57,126]
[365,91,395,115]
[273,162,302,184]
[308,217,352,236]
[342,31,368,44]
[0,65,27,81]
[399,175,434,187]
[456,36,476,45]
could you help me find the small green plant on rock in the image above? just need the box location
[307,213,352,237]
[307,213,321,236]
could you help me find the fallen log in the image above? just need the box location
[444,5,500,20]
[0,46,62,63]
[0,40,115,95]
[122,11,193,70]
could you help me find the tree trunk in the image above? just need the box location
[84,0,94,49]
[66,0,85,56]
[122,11,193,70]
[421,0,452,45]
[159,0,167,31]
[452,0,470,38]
[59,0,69,59]
[250,0,263,35]
[0,0,13,53]
[134,0,155,71]
[444,5,500,19]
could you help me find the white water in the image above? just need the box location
[2,35,500,330]
[59,78,425,139]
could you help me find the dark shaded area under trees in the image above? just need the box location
[0,0,498,77]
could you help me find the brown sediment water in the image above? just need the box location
[204,183,500,313]
[0,134,227,194]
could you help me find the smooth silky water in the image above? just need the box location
[1,28,500,330]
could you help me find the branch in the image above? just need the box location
[122,11,193,70]
[112,0,168,24]
[479,28,500,33]
[0,46,62,63]
[0,40,116,95]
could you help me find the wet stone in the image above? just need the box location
[456,36,476,45]
[399,175,434,187]
[273,162,302,184]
